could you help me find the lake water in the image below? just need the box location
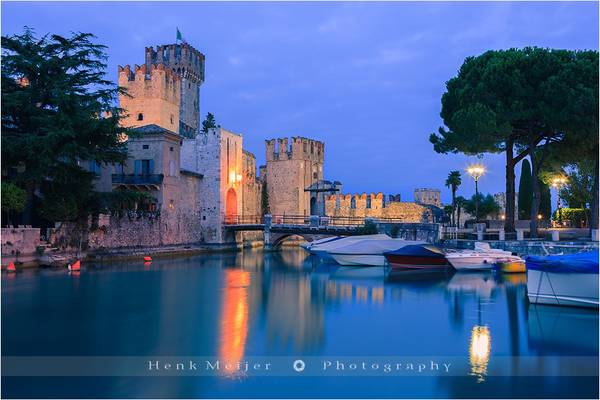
[2,248,598,398]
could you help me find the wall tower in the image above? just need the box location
[144,43,205,138]
[118,64,181,133]
[264,137,325,216]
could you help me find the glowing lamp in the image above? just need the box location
[229,171,236,183]
[537,214,543,220]
[236,174,242,183]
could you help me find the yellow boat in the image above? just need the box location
[495,259,526,273]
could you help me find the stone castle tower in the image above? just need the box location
[265,137,324,216]
[119,42,205,138]
[118,64,181,133]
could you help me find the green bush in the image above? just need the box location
[356,220,379,235]
[552,208,589,227]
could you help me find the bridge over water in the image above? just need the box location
[224,215,441,248]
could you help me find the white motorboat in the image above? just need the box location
[446,242,521,271]
[328,239,426,266]
[300,236,341,252]
[526,251,599,308]
[310,234,391,261]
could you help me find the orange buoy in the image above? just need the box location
[70,259,81,271]
[143,256,152,262]
[7,262,16,272]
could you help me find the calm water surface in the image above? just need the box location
[2,248,598,398]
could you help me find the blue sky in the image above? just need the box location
[2,1,598,203]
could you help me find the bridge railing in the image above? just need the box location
[223,215,264,225]
[224,214,433,227]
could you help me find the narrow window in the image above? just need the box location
[350,197,356,209]
[137,113,144,121]
[366,196,372,209]
[142,144,149,149]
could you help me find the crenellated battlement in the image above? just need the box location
[265,136,325,162]
[118,63,180,104]
[324,192,429,222]
[145,43,205,84]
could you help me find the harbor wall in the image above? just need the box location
[442,239,599,256]
[1,227,41,257]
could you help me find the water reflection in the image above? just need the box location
[219,269,250,374]
[469,325,492,383]
[2,248,598,398]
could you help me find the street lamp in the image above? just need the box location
[467,164,486,222]
[551,176,568,226]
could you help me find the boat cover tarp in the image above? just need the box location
[526,251,599,274]
[311,234,390,252]
[329,239,425,255]
[384,244,445,258]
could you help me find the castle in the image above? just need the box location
[78,37,437,249]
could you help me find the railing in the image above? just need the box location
[223,215,425,227]
[112,174,164,185]
[224,215,264,225]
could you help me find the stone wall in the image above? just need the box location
[87,209,203,250]
[324,193,430,222]
[118,64,180,133]
[265,137,324,216]
[1,227,41,257]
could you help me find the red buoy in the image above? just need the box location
[70,260,81,271]
[7,262,16,272]
[143,256,152,262]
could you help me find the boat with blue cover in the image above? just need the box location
[526,250,599,308]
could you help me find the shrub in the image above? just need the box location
[553,208,589,227]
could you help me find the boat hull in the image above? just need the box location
[385,254,449,271]
[527,269,599,308]
[329,254,386,266]
[446,255,498,271]
[495,260,526,273]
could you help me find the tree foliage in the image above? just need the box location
[201,112,217,134]
[430,47,598,235]
[445,170,461,226]
[463,193,500,221]
[1,28,129,224]
[518,159,533,220]
[1,182,26,213]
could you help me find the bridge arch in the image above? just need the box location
[269,232,345,248]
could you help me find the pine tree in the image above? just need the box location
[518,159,533,220]
[2,28,129,224]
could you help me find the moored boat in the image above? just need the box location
[301,236,341,252]
[310,234,391,261]
[526,251,599,308]
[446,242,518,271]
[384,244,450,271]
[494,258,526,273]
[328,239,426,266]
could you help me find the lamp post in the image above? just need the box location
[551,176,567,226]
[467,164,486,222]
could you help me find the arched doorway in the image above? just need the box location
[225,188,237,224]
[310,196,318,216]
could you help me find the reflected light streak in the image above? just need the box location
[469,325,491,383]
[219,269,250,376]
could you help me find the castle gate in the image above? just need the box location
[225,188,237,224]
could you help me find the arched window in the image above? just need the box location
[137,113,144,121]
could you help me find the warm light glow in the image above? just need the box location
[537,214,543,220]
[229,171,236,183]
[219,270,250,376]
[236,174,242,183]
[551,176,568,189]
[469,325,491,383]
[466,164,486,180]
[500,214,506,220]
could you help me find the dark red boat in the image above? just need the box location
[384,244,450,271]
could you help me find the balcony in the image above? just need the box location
[112,174,164,190]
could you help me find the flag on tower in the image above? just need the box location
[176,28,183,42]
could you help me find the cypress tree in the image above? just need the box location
[518,159,533,220]
[539,180,552,220]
